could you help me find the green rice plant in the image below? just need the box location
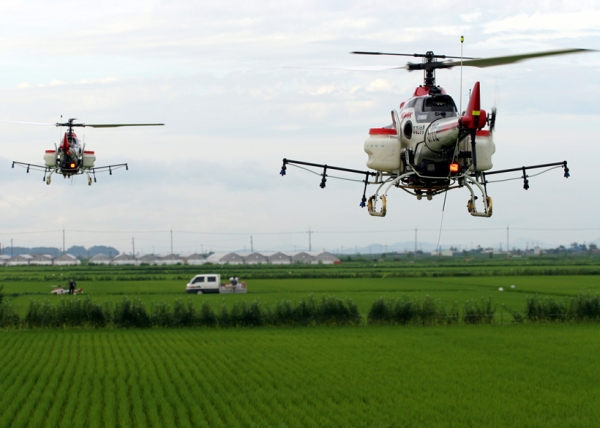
[524,296,570,323]
[420,295,440,325]
[81,297,107,327]
[229,300,247,327]
[224,300,263,327]
[218,302,232,327]
[172,299,196,327]
[293,295,318,326]
[368,296,445,325]
[150,301,174,327]
[243,300,265,327]
[463,297,496,324]
[503,305,525,324]
[573,293,600,321]
[346,298,362,325]
[54,297,90,327]
[271,300,295,326]
[198,301,218,327]
[24,299,58,328]
[438,301,460,325]
[0,285,4,304]
[367,297,392,325]
[0,300,20,327]
[315,295,345,325]
[113,297,151,328]
[391,296,421,325]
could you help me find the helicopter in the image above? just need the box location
[281,47,592,217]
[9,118,164,185]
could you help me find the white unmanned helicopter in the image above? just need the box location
[8,118,163,185]
[281,47,592,217]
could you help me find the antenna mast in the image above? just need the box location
[459,36,464,113]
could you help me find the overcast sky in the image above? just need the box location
[0,0,598,255]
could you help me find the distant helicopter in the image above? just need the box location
[8,118,164,185]
[281,47,592,217]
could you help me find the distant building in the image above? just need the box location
[30,254,54,266]
[430,249,453,257]
[184,253,208,265]
[88,253,112,265]
[53,254,81,266]
[111,254,140,266]
[5,255,33,266]
[311,252,340,264]
[266,252,292,265]
[206,252,244,265]
[291,252,315,264]
[137,254,159,265]
[156,254,184,265]
[242,252,268,265]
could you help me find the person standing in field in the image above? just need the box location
[69,278,76,295]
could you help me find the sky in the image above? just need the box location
[0,0,599,255]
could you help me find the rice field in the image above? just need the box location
[1,325,599,427]
[1,263,599,426]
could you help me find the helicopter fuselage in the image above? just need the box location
[44,131,96,177]
[364,85,495,190]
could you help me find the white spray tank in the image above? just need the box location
[82,151,96,168]
[364,127,401,172]
[43,149,57,167]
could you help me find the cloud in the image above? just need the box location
[0,0,598,253]
[484,10,600,35]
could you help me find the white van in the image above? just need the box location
[185,274,221,294]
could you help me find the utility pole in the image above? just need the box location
[414,227,418,255]
[308,227,313,252]
[250,236,254,253]
[506,225,510,259]
[132,237,135,257]
[170,229,173,255]
[63,228,65,255]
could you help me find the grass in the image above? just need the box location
[0,325,599,427]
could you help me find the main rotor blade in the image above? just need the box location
[444,48,594,68]
[82,123,165,128]
[352,51,421,57]
[286,65,408,71]
[352,51,475,60]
